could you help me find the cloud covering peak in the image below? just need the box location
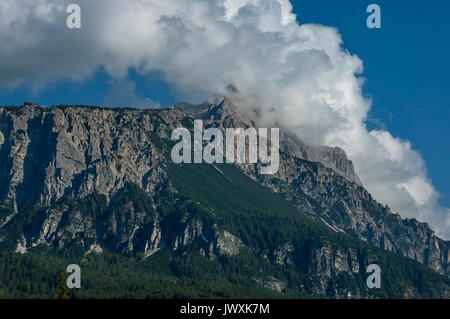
[1,0,449,237]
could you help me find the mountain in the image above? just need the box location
[177,98,450,275]
[0,100,449,299]
[176,97,362,185]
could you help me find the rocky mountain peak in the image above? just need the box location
[177,97,362,185]
[23,102,41,107]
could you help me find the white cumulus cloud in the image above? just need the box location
[103,80,160,109]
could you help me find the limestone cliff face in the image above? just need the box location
[0,104,247,260]
[0,101,449,298]
[0,105,180,208]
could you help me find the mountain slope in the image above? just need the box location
[177,98,450,276]
[2,159,450,298]
[0,102,449,298]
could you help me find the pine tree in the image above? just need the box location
[55,272,70,299]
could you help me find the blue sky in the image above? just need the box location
[292,0,450,207]
[0,0,449,207]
